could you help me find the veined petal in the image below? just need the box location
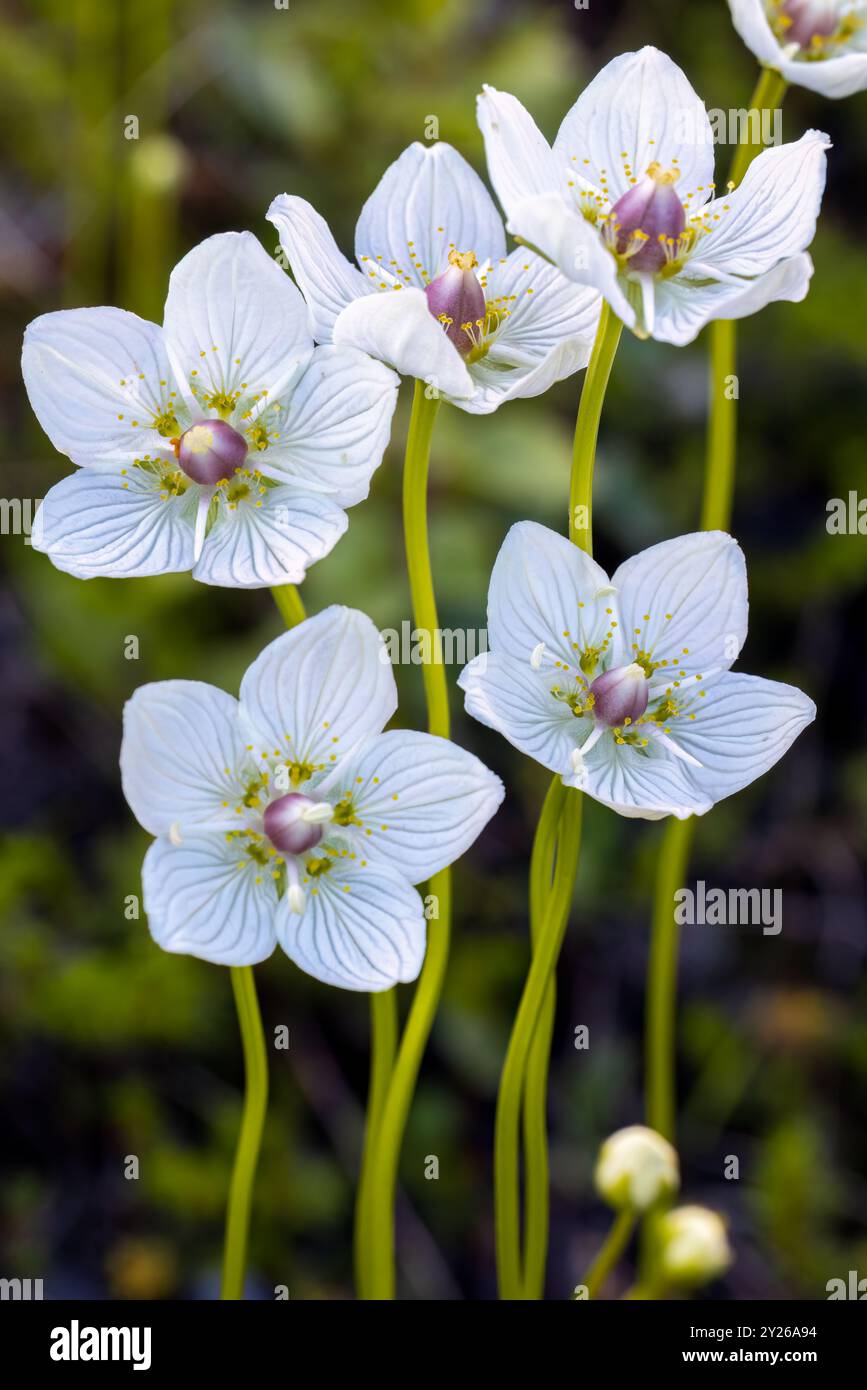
[238,606,397,783]
[726,0,783,67]
[458,649,583,776]
[276,859,425,991]
[654,253,813,347]
[552,47,715,204]
[579,732,712,820]
[142,831,277,966]
[121,681,253,836]
[31,467,197,579]
[163,232,313,413]
[333,288,474,400]
[22,307,177,468]
[777,49,867,99]
[476,85,561,213]
[486,521,623,670]
[354,142,505,289]
[261,344,399,507]
[612,531,748,687]
[193,484,348,589]
[323,730,504,883]
[668,670,816,804]
[266,194,372,342]
[505,193,635,326]
[697,132,829,277]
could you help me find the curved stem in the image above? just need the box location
[644,66,788,1148]
[354,990,398,1296]
[221,965,269,1299]
[362,380,448,1300]
[576,1208,637,1300]
[496,790,583,1298]
[570,302,623,551]
[521,775,566,1299]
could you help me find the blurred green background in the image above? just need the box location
[1,0,866,1300]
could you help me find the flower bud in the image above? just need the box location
[424,250,486,356]
[264,793,325,856]
[781,0,839,47]
[657,1205,733,1286]
[595,1125,680,1211]
[177,419,248,484]
[610,164,685,273]
[590,663,649,726]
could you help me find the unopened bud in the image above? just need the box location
[595,1125,680,1211]
[657,1205,733,1286]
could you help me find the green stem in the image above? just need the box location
[362,380,448,1300]
[354,990,398,1296]
[271,583,308,628]
[221,965,269,1299]
[496,791,583,1298]
[577,1208,637,1299]
[570,301,623,551]
[521,775,566,1299]
[644,66,788,1147]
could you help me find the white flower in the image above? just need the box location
[595,1126,680,1212]
[120,606,504,990]
[477,47,830,345]
[729,0,867,98]
[22,233,399,587]
[458,521,816,820]
[657,1205,733,1285]
[267,141,601,413]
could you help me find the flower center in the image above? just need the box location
[263,793,325,856]
[175,419,248,484]
[777,0,841,47]
[424,249,490,358]
[607,164,687,275]
[589,662,650,727]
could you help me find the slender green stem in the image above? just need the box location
[644,66,789,1147]
[521,775,566,1299]
[361,380,448,1300]
[496,791,583,1298]
[354,990,398,1296]
[271,583,308,628]
[576,1209,637,1299]
[221,965,269,1299]
[570,302,623,550]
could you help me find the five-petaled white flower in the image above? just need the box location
[267,141,601,412]
[458,522,815,820]
[477,47,830,345]
[729,0,867,98]
[121,606,504,990]
[23,232,398,587]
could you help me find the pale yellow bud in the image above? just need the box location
[657,1205,733,1286]
[594,1125,679,1212]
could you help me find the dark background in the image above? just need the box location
[1,0,866,1299]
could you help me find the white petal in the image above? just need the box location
[579,732,711,820]
[354,142,505,288]
[505,193,635,326]
[667,671,816,804]
[459,649,583,777]
[324,730,504,883]
[653,254,813,347]
[31,467,196,578]
[261,344,399,506]
[476,85,561,213]
[460,250,600,414]
[121,681,252,835]
[777,50,867,99]
[193,484,348,589]
[612,531,748,686]
[238,606,397,782]
[726,0,783,67]
[552,47,715,204]
[22,307,177,468]
[266,194,372,342]
[697,132,829,277]
[485,521,623,670]
[276,859,425,991]
[163,232,313,411]
[333,287,474,400]
[142,832,277,966]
